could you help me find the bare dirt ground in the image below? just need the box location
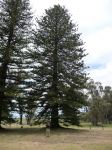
[0,126,112,150]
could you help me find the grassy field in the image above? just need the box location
[0,125,112,150]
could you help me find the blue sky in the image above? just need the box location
[30,0,112,86]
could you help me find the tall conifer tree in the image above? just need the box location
[30,5,87,128]
[0,0,32,128]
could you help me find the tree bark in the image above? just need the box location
[50,104,60,128]
[0,22,14,125]
[19,110,23,128]
[0,109,2,129]
[50,14,60,128]
[92,117,98,126]
[0,62,8,128]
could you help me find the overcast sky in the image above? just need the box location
[30,0,112,86]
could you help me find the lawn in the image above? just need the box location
[0,125,112,150]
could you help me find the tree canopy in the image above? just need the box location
[30,5,87,128]
[0,2,95,129]
[0,0,32,128]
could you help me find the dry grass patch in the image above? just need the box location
[0,126,112,150]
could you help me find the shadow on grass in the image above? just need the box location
[0,127,45,135]
[52,126,89,134]
[0,126,89,135]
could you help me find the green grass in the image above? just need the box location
[84,144,112,150]
[103,123,112,128]
[80,122,112,128]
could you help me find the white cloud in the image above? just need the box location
[85,27,112,65]
[30,0,112,86]
[89,62,112,86]
[85,26,112,86]
[30,0,111,28]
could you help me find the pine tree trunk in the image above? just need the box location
[50,19,60,128]
[0,63,8,129]
[20,113,23,128]
[0,23,13,127]
[0,109,2,129]
[0,105,4,130]
[0,93,2,129]
[26,116,30,125]
[50,104,60,128]
[92,117,98,126]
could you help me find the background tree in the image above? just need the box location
[0,0,32,128]
[103,86,112,123]
[30,5,87,128]
[87,80,103,125]
[87,80,112,126]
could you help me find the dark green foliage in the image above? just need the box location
[0,0,32,126]
[31,5,87,128]
[0,2,88,128]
